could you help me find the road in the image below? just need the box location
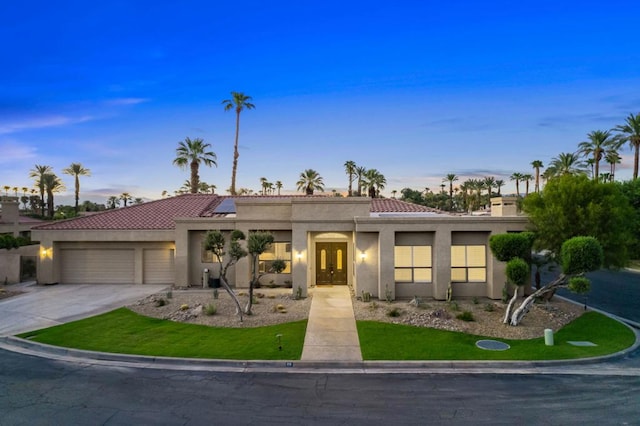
[1,349,639,425]
[539,268,640,323]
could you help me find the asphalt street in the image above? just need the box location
[1,348,639,425]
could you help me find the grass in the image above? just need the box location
[18,308,306,360]
[17,309,635,362]
[357,312,636,360]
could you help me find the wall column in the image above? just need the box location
[377,228,394,300]
[433,229,452,300]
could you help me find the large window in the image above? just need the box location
[451,245,486,282]
[259,242,292,273]
[394,246,432,283]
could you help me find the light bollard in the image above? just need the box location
[544,328,554,346]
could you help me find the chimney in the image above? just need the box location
[490,196,519,217]
[1,196,20,225]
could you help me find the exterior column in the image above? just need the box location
[173,225,189,288]
[291,225,308,298]
[433,229,452,300]
[377,228,394,300]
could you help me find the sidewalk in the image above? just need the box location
[301,285,362,361]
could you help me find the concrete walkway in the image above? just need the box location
[301,285,362,361]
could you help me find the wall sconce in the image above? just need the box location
[359,252,367,262]
[40,248,51,260]
[296,252,303,261]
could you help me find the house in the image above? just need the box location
[0,196,44,238]
[31,194,527,300]
[1,196,43,284]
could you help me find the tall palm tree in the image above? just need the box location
[494,179,505,195]
[29,164,52,216]
[510,172,524,197]
[578,130,616,181]
[613,113,640,179]
[173,137,217,194]
[296,169,324,195]
[62,162,91,213]
[2,185,9,196]
[521,173,533,196]
[41,173,65,218]
[222,91,255,195]
[355,166,367,196]
[120,192,132,207]
[364,169,386,198]
[344,160,357,196]
[531,160,544,193]
[483,176,495,199]
[275,181,283,195]
[107,196,120,209]
[444,174,458,209]
[259,177,269,195]
[605,149,622,181]
[547,152,587,177]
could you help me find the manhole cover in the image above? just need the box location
[476,340,510,351]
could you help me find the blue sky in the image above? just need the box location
[1,0,639,204]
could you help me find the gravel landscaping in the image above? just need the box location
[128,285,585,339]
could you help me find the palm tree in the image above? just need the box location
[494,179,505,195]
[483,176,495,199]
[355,166,367,196]
[275,181,283,195]
[364,169,386,198]
[510,172,524,197]
[41,173,65,217]
[531,160,544,193]
[521,173,533,196]
[222,92,255,195]
[605,149,622,181]
[344,160,357,196]
[29,164,52,216]
[62,162,91,213]
[120,192,132,207]
[173,137,217,194]
[259,177,269,195]
[444,174,458,210]
[613,113,640,179]
[578,130,616,181]
[2,185,9,196]
[296,169,324,195]
[107,196,120,209]
[547,152,588,177]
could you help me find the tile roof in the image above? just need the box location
[33,195,447,231]
[33,194,223,230]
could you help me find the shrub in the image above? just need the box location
[448,301,459,311]
[489,232,534,262]
[166,290,173,299]
[270,259,286,274]
[386,307,402,317]
[180,304,189,311]
[561,236,604,275]
[155,298,167,307]
[472,297,479,305]
[457,311,475,322]
[204,303,217,316]
[484,303,495,312]
[361,291,371,302]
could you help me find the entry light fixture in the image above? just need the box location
[360,251,367,262]
[296,252,303,261]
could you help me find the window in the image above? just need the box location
[201,239,215,263]
[451,245,486,282]
[394,246,432,283]
[259,242,292,273]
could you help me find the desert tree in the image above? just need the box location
[222,92,255,195]
[62,162,91,213]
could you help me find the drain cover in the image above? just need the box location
[476,340,510,351]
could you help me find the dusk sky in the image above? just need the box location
[2,0,639,205]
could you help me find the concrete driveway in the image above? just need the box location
[0,282,168,336]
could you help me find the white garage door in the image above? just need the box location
[60,249,135,284]
[143,249,175,284]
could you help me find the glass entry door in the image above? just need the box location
[315,242,348,285]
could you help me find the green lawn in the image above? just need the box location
[18,309,635,362]
[19,308,307,360]
[357,312,636,360]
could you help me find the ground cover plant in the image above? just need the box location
[357,312,635,361]
[19,308,306,360]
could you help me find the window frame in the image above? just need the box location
[450,244,487,283]
[394,245,433,283]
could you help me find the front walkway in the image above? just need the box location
[301,285,362,361]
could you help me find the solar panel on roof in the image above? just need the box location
[213,198,236,214]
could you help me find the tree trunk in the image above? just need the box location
[509,274,567,326]
[219,276,243,322]
[503,286,518,324]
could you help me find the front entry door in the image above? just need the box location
[315,242,348,285]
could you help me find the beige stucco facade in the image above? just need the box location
[32,196,528,300]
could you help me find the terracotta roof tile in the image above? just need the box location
[33,194,223,230]
[370,198,446,214]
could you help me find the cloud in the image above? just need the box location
[537,112,623,129]
[0,114,95,135]
[0,141,37,163]
[103,98,150,106]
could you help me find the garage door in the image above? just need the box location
[60,249,135,284]
[143,249,175,284]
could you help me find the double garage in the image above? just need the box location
[58,243,175,285]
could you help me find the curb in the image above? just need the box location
[2,325,639,375]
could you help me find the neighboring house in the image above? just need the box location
[31,194,526,300]
[0,196,44,237]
